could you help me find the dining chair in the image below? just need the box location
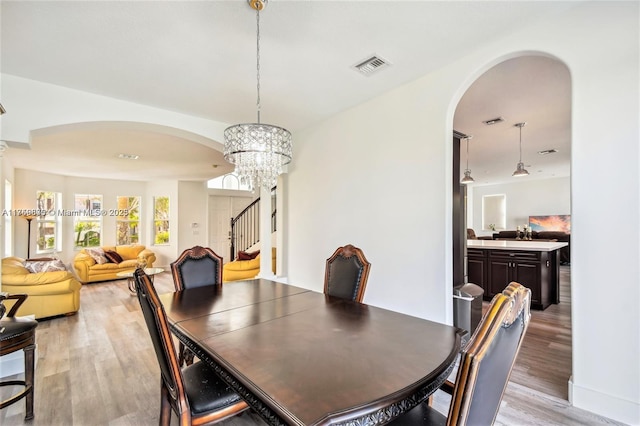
[171,246,223,291]
[171,246,224,366]
[133,268,249,426]
[0,293,38,420]
[389,282,531,426]
[324,244,371,303]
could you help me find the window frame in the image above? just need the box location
[73,194,103,249]
[116,196,141,245]
[36,190,62,254]
[153,196,170,245]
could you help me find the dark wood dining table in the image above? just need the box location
[159,279,462,426]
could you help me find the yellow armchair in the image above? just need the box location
[1,257,81,319]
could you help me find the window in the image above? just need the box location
[116,196,141,245]
[153,196,170,245]
[207,173,252,191]
[482,194,506,231]
[36,190,62,254]
[74,194,102,248]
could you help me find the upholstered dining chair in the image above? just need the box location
[171,246,224,366]
[133,269,249,426]
[0,293,38,420]
[324,244,371,303]
[388,282,531,426]
[171,246,223,291]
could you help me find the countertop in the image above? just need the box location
[468,239,568,252]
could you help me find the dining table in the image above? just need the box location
[159,278,463,426]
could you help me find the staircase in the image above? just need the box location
[229,186,276,261]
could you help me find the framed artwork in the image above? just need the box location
[529,215,571,233]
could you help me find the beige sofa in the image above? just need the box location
[73,245,156,283]
[1,257,82,319]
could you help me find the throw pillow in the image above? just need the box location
[24,259,67,273]
[238,250,260,260]
[86,248,108,264]
[104,250,124,264]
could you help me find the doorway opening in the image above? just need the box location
[452,54,572,400]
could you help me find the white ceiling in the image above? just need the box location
[1,0,575,184]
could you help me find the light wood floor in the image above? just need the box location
[0,267,624,425]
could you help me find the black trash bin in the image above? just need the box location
[453,283,484,343]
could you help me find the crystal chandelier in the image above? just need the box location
[512,122,529,177]
[224,0,292,192]
[461,136,475,184]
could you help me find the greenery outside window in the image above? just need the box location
[154,196,169,245]
[36,190,62,254]
[74,194,103,248]
[116,196,140,245]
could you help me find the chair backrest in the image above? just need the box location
[324,244,371,303]
[133,268,188,412]
[466,228,477,239]
[447,282,531,426]
[171,246,223,291]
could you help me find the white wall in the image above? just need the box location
[177,180,208,251]
[470,177,570,238]
[286,2,638,424]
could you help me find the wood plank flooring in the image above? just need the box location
[0,267,624,425]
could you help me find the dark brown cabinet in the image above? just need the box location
[467,247,560,310]
[467,248,487,290]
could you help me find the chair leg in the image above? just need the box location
[159,382,172,426]
[24,343,35,420]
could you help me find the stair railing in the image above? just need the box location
[230,187,276,261]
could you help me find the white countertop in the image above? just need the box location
[468,239,568,252]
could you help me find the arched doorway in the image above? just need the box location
[452,54,572,400]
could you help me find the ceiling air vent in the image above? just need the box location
[353,55,390,76]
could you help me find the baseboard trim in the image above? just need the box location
[570,379,640,425]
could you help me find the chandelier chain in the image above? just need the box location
[256,7,261,123]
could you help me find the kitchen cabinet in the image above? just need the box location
[466,240,567,310]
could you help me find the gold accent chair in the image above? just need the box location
[324,244,371,303]
[388,282,532,425]
[133,269,248,425]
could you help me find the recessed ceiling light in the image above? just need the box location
[483,117,504,125]
[118,153,139,160]
[538,149,558,155]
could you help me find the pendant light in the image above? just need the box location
[223,0,292,192]
[461,136,475,184]
[512,122,529,177]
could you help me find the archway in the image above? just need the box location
[452,53,572,400]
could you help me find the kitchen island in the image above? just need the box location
[467,240,569,310]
